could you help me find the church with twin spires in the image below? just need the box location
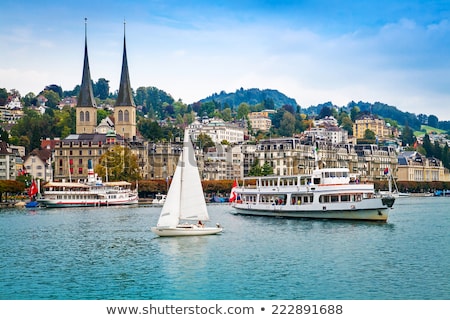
[53,21,145,183]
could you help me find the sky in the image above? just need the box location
[1,0,450,120]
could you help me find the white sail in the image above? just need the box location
[155,156,182,227]
[155,130,209,228]
[178,131,209,221]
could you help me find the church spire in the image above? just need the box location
[115,20,135,107]
[77,18,97,108]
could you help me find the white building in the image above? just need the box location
[188,119,245,144]
[0,141,17,180]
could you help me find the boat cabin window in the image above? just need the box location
[320,194,362,203]
[291,194,313,205]
[242,195,256,203]
[313,177,321,184]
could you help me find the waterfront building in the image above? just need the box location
[147,142,182,179]
[23,149,53,182]
[397,151,447,182]
[249,137,398,182]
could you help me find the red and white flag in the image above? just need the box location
[229,179,239,202]
[28,180,38,198]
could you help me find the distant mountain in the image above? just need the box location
[199,88,298,109]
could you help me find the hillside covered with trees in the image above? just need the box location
[200,88,298,110]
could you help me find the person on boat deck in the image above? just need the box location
[197,220,204,227]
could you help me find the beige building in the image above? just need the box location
[23,149,53,182]
[397,151,446,182]
[353,115,397,140]
[249,137,398,182]
[248,112,272,132]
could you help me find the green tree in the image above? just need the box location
[22,92,36,107]
[341,116,354,135]
[95,145,141,182]
[248,160,262,176]
[442,144,449,169]
[97,109,110,125]
[262,161,274,176]
[364,129,376,141]
[317,106,332,119]
[0,88,8,105]
[41,90,60,109]
[137,118,163,141]
[433,141,442,159]
[350,106,360,122]
[401,124,415,147]
[279,112,296,137]
[428,115,439,128]
[0,126,9,143]
[94,78,110,100]
[196,133,214,151]
[422,134,433,156]
[44,84,63,99]
[236,103,250,120]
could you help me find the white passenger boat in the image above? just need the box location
[231,167,394,222]
[37,161,138,208]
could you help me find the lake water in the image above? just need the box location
[0,196,449,300]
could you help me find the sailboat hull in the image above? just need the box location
[151,225,222,237]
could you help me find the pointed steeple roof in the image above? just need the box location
[115,21,135,107]
[77,18,97,108]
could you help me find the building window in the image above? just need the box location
[118,110,123,122]
[79,159,83,165]
[79,150,82,155]
[78,167,83,174]
[85,111,90,122]
[80,111,84,122]
[124,110,129,122]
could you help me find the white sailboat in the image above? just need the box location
[151,130,223,237]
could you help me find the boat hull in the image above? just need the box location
[37,197,138,208]
[232,204,389,221]
[151,225,223,237]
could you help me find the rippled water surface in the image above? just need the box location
[1,197,449,300]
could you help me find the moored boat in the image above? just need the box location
[231,167,394,222]
[152,193,166,205]
[37,160,138,208]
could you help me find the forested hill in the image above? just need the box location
[346,101,422,130]
[200,88,298,109]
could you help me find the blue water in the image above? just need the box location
[0,197,449,300]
